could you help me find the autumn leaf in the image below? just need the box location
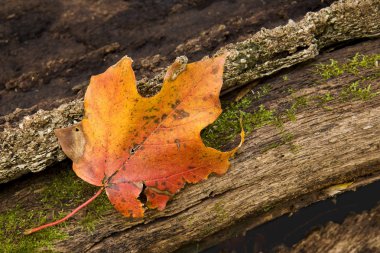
[25,55,243,234]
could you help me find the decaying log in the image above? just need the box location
[276,203,380,253]
[1,34,379,252]
[64,40,380,252]
[1,0,380,183]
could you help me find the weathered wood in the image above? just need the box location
[276,203,380,253]
[66,42,380,252]
[1,35,379,252]
[1,0,379,183]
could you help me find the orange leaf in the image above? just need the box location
[55,55,243,218]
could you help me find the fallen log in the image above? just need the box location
[61,38,380,252]
[1,0,379,183]
[1,0,380,252]
[1,33,380,252]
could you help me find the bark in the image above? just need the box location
[2,34,379,252]
[276,203,380,253]
[1,0,380,183]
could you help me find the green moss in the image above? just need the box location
[252,84,271,100]
[6,51,377,251]
[213,202,228,222]
[287,87,295,94]
[316,53,380,79]
[340,81,379,101]
[285,96,308,122]
[1,168,114,252]
[242,105,275,132]
[261,131,295,153]
[281,132,294,143]
[344,53,380,75]
[280,132,298,152]
[201,89,275,149]
[316,59,344,79]
[0,207,67,252]
[201,84,307,150]
[282,75,289,81]
[214,202,226,215]
[201,96,251,149]
[40,168,113,227]
[315,92,335,110]
[78,193,113,233]
[289,143,301,153]
[319,92,334,103]
[204,52,379,151]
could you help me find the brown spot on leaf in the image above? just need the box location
[175,139,180,150]
[173,109,190,120]
[212,66,219,74]
[143,115,156,120]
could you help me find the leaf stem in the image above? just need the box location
[24,187,104,235]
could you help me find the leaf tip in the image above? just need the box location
[117,55,133,65]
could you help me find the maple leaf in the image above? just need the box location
[25,55,243,234]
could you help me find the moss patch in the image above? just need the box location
[340,81,379,101]
[316,53,380,79]
[0,165,113,252]
[286,96,309,122]
[0,207,67,253]
[201,85,275,149]
[315,53,380,105]
[203,53,380,150]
